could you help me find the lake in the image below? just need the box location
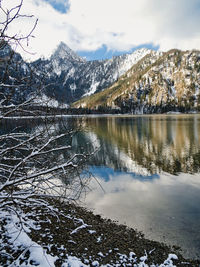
[1,114,200,259]
[72,114,200,259]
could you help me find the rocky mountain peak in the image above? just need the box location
[51,42,85,63]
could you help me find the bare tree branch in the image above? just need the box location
[0,0,38,52]
[0,1,94,237]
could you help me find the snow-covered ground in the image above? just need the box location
[0,196,192,267]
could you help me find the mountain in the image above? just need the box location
[49,42,86,76]
[73,49,200,113]
[31,43,152,104]
[0,44,35,105]
[1,42,200,113]
[0,43,63,108]
[1,42,152,107]
[51,42,85,63]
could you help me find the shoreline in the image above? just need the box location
[1,196,200,266]
[1,112,200,120]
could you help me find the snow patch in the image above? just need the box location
[0,209,58,267]
[84,81,100,96]
[32,94,68,108]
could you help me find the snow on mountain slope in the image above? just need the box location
[83,48,151,97]
[75,49,200,113]
[50,42,85,76]
[31,43,152,103]
[115,48,152,76]
[2,42,200,112]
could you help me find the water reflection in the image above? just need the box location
[75,115,200,259]
[75,114,200,175]
[1,115,200,258]
[83,169,200,259]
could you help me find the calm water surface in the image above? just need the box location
[2,114,200,258]
[74,114,200,259]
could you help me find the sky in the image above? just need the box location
[3,0,200,61]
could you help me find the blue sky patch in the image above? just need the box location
[43,0,70,13]
[77,43,160,61]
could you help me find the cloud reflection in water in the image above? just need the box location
[84,168,200,259]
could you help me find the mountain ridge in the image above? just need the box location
[73,48,200,113]
[1,42,200,113]
[31,42,152,103]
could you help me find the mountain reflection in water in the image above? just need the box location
[74,114,200,175]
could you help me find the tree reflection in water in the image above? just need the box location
[73,114,200,175]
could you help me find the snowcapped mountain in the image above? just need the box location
[2,41,199,113]
[51,42,85,63]
[31,42,152,103]
[50,42,85,76]
[74,49,200,113]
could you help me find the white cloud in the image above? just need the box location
[3,0,200,60]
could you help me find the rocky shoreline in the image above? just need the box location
[1,196,199,266]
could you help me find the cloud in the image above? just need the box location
[4,0,200,60]
[66,0,200,52]
[144,0,200,50]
